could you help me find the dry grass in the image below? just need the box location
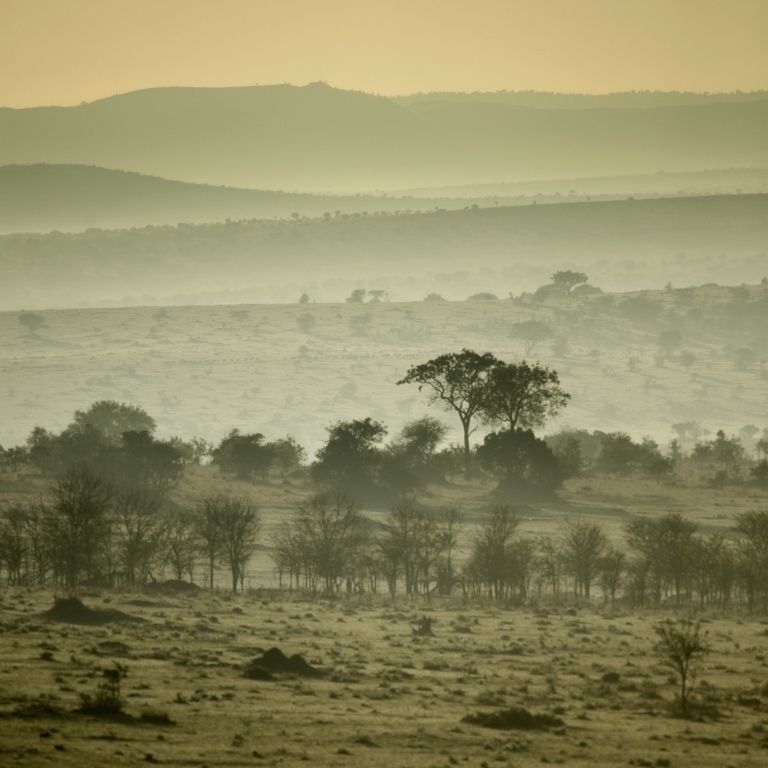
[1,588,768,766]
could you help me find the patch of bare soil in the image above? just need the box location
[462,706,564,730]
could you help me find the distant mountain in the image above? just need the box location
[2,193,766,309]
[3,164,767,234]
[1,84,766,191]
[393,90,768,109]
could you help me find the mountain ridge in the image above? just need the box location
[2,83,766,191]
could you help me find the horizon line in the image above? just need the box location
[3,81,768,110]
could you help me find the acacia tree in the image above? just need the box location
[398,350,498,478]
[476,428,563,492]
[482,361,570,432]
[312,418,387,499]
[551,271,588,293]
[509,320,553,355]
[212,429,274,481]
[72,401,156,443]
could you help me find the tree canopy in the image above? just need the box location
[398,349,498,477]
[482,361,570,431]
[72,400,156,443]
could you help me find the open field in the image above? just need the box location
[2,588,768,768]
[1,284,765,452]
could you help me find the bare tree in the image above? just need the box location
[114,488,165,586]
[467,505,520,600]
[654,618,709,714]
[164,511,197,581]
[435,507,463,594]
[598,547,625,604]
[195,495,225,590]
[294,493,365,595]
[380,497,443,597]
[0,507,27,585]
[50,467,112,593]
[563,519,606,600]
[217,496,261,592]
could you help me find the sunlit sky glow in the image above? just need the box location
[1,0,767,107]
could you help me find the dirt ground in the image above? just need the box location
[1,588,768,767]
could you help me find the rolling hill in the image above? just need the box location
[1,193,766,310]
[2,84,767,191]
[3,164,767,234]
[0,164,453,233]
[0,283,765,452]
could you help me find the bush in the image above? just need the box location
[654,618,709,714]
[78,664,128,716]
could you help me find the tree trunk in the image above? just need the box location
[462,420,471,479]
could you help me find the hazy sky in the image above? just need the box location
[2,0,767,107]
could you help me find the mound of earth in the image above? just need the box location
[43,597,143,626]
[243,665,275,681]
[144,579,200,594]
[89,640,131,657]
[244,647,322,679]
[462,706,564,731]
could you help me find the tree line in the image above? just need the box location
[1,348,766,604]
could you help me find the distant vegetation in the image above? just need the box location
[4,164,767,235]
[2,193,766,308]
[1,347,767,604]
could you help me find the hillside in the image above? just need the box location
[0,164,464,234]
[393,90,768,109]
[2,84,767,191]
[0,283,765,454]
[1,193,766,309]
[9,164,761,235]
[393,167,768,199]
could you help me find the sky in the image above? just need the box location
[1,0,767,107]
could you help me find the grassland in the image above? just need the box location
[2,282,767,767]
[2,587,768,767]
[1,283,765,454]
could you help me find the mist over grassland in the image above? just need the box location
[2,281,765,453]
[1,193,765,309]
